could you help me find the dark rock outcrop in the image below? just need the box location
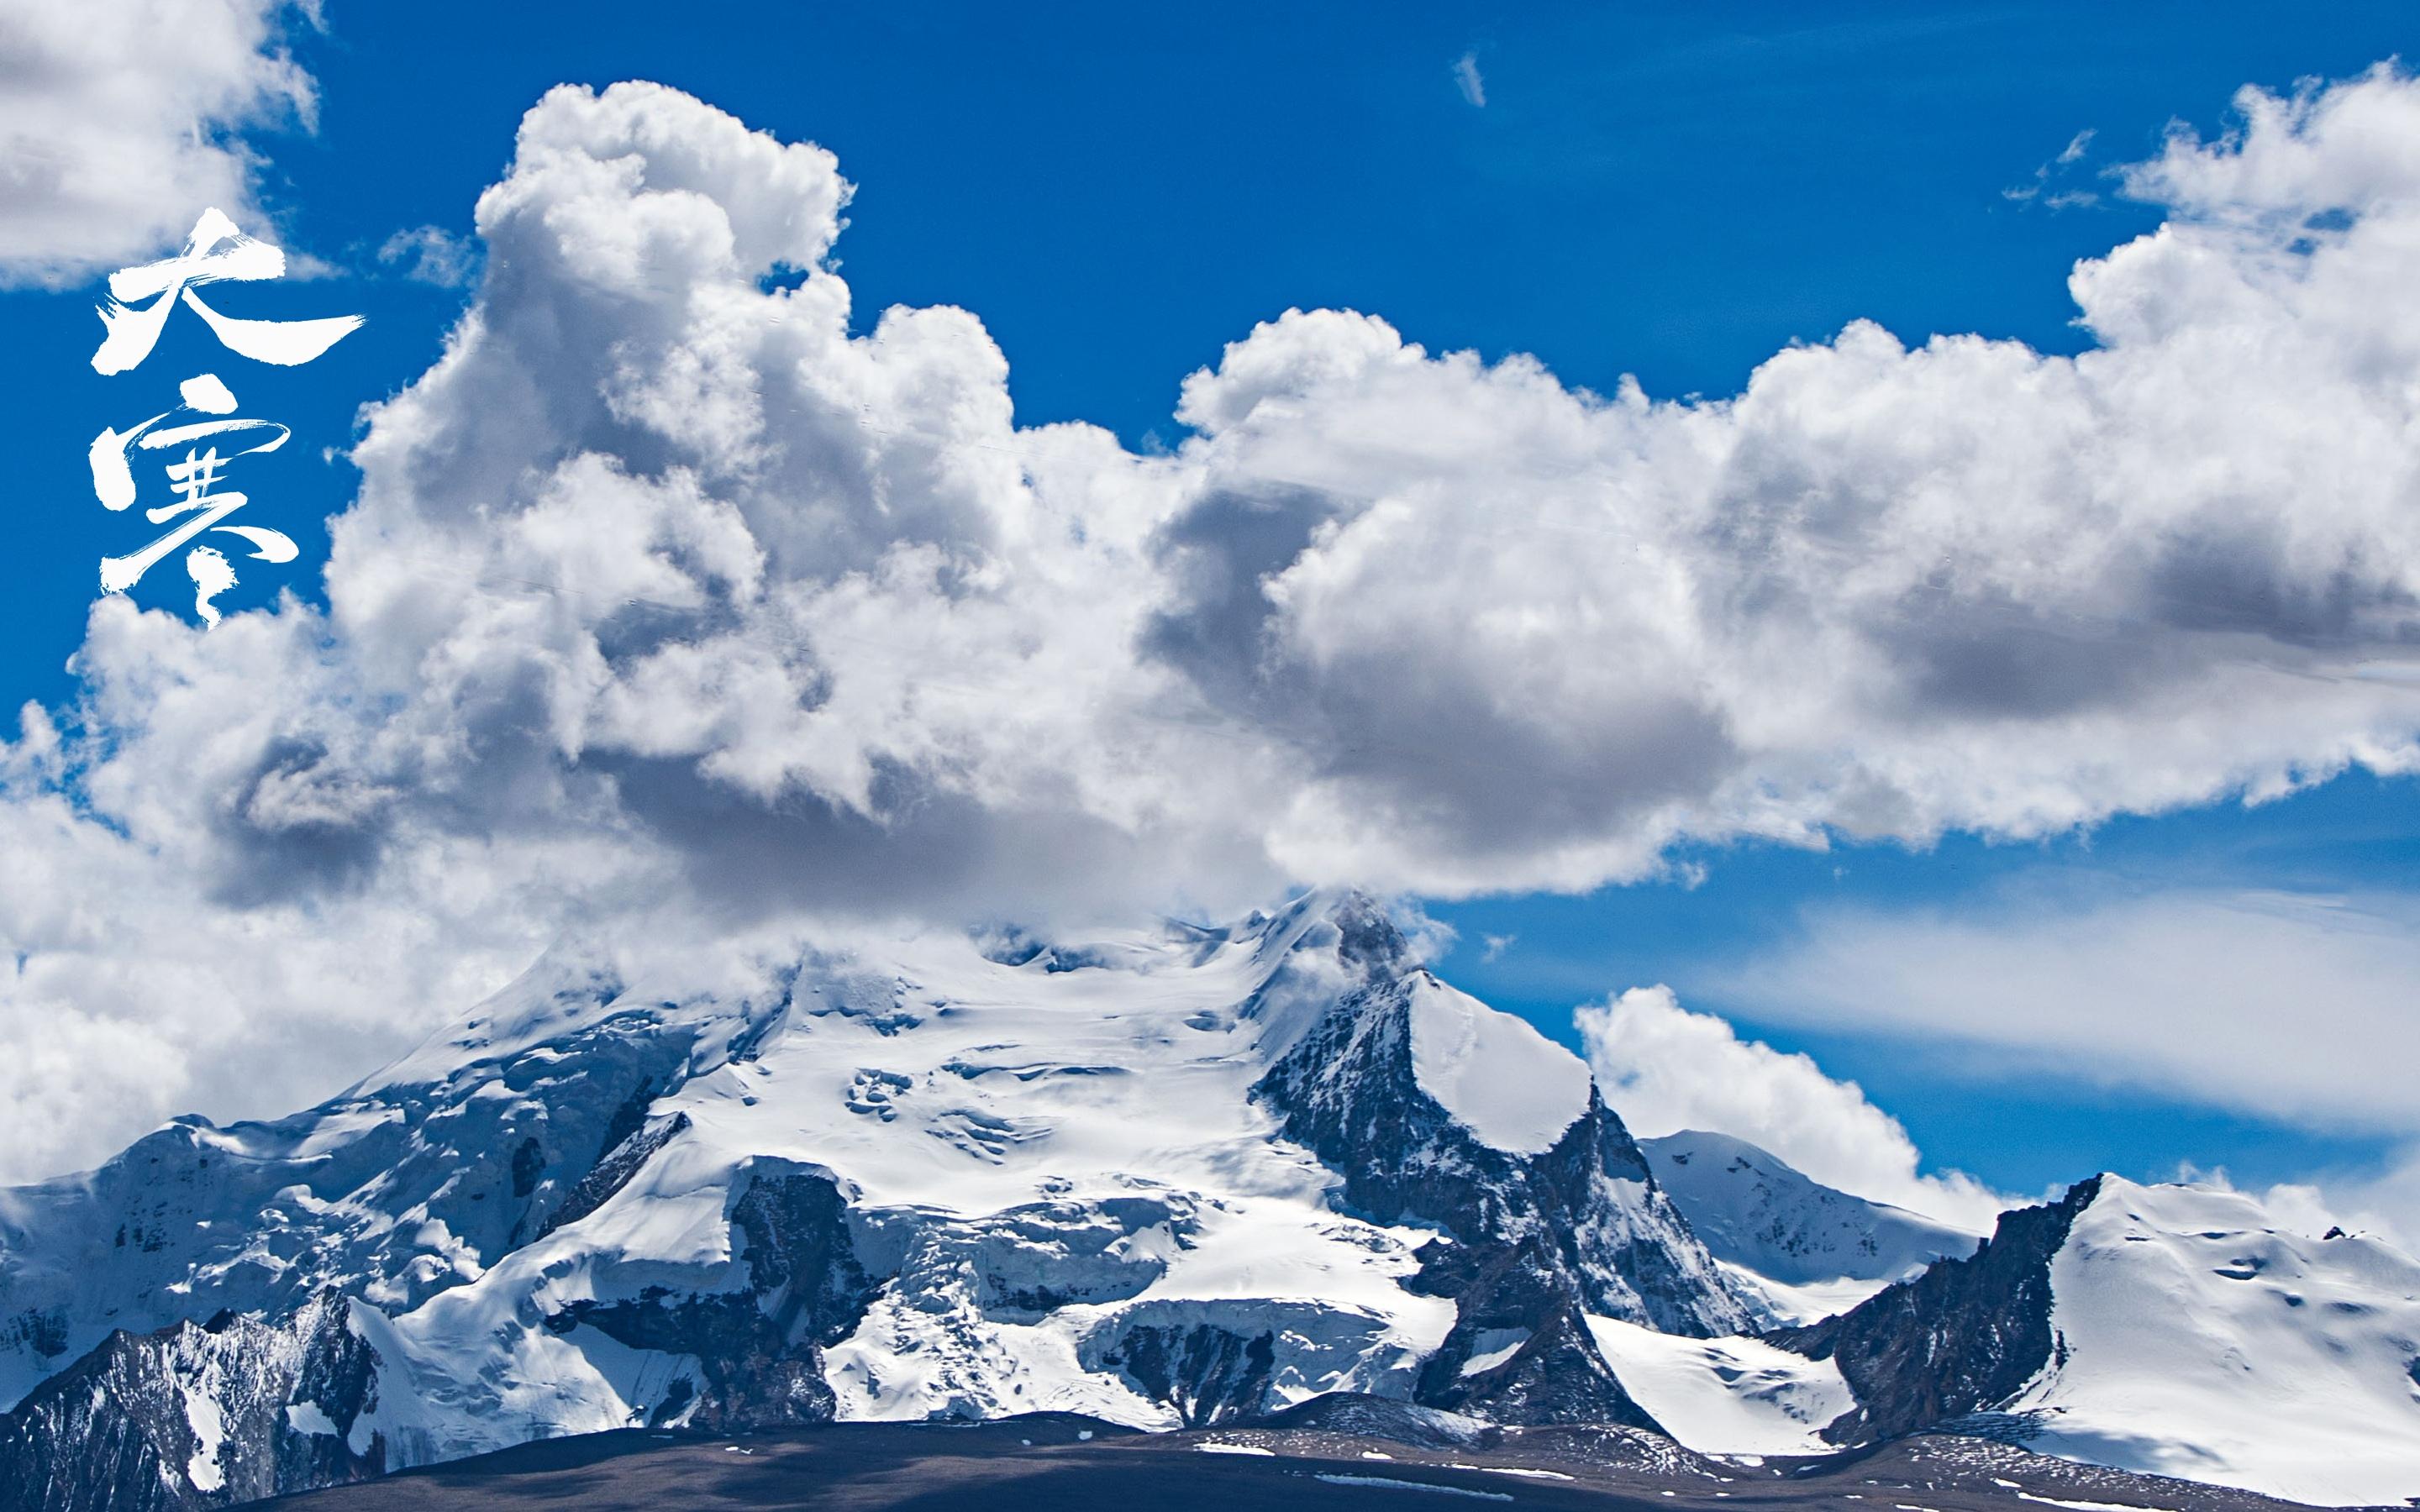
[0,1291,381,1512]
[1252,897,1748,1427]
[1773,1176,2102,1444]
[547,1160,876,1431]
[1088,1320,1276,1427]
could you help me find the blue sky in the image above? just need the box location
[1428,775,2417,1195]
[7,1,2420,1211]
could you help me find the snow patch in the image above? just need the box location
[1643,1131,1978,1322]
[1313,1473,1512,1500]
[1586,1315,1854,1455]
[1455,1464,1576,1481]
[1457,1327,1529,1377]
[1407,976,1590,1154]
[182,1389,225,1493]
[284,1400,339,1436]
[2007,1176,2420,1508]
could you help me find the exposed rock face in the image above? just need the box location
[1771,1177,2101,1443]
[0,1291,380,1512]
[1258,975,1747,1336]
[1256,905,1748,1337]
[1762,1173,2420,1507]
[1253,897,1749,1428]
[543,1160,876,1431]
[1083,1318,1276,1426]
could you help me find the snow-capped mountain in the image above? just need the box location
[5,893,2417,1511]
[1776,1173,2420,1508]
[0,893,1747,1509]
[1640,1130,1983,1324]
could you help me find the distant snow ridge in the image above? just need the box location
[1641,1130,1982,1324]
[1774,1173,2420,1507]
[0,891,1746,1509]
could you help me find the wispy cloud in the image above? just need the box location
[1452,50,1486,108]
[2006,125,2101,207]
[1706,886,2420,1137]
[1702,882,2420,1242]
[377,224,478,288]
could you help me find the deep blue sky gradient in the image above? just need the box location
[5,0,2416,1200]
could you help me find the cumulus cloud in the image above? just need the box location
[1576,986,2010,1230]
[0,0,316,285]
[1143,67,2420,892]
[13,68,2420,1176]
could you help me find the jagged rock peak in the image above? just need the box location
[1773,1173,2420,1507]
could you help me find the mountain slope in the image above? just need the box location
[1641,1131,1981,1324]
[1776,1174,2420,1507]
[0,893,1746,1509]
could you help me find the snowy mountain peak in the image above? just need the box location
[1640,1130,1982,1324]
[2012,1173,2420,1507]
[1777,1172,2420,1507]
[0,891,1747,1508]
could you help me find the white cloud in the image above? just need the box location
[0,0,317,286]
[1576,986,2010,1230]
[2007,127,2101,208]
[376,224,476,287]
[1704,882,2420,1247]
[1706,887,2420,1135]
[2307,1151,2420,1247]
[1144,66,2420,894]
[13,68,2420,1177]
[1453,51,1486,108]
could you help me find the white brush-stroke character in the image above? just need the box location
[186,544,238,627]
[90,373,299,612]
[92,208,364,376]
